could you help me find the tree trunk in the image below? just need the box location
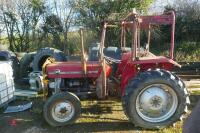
[63,31,68,55]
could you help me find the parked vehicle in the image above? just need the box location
[41,11,190,129]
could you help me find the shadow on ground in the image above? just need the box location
[0,95,199,133]
[0,97,143,133]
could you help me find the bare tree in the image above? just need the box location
[0,0,77,52]
[29,0,45,49]
[47,0,77,54]
[0,11,5,42]
[0,0,45,52]
[0,0,17,51]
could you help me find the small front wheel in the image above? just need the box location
[43,92,81,126]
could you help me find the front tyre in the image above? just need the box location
[122,69,189,129]
[43,92,81,127]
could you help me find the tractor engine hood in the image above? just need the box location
[45,61,111,79]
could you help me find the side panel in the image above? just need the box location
[46,61,112,79]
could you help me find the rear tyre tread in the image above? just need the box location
[33,47,66,71]
[122,69,189,129]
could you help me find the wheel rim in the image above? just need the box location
[51,101,75,123]
[136,84,178,123]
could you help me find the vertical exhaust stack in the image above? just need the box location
[80,29,87,76]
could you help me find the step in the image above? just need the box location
[14,89,38,98]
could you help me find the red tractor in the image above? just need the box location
[41,11,190,129]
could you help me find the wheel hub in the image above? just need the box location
[59,107,68,114]
[52,101,75,122]
[54,103,71,116]
[140,87,168,112]
[136,84,178,123]
[150,95,162,108]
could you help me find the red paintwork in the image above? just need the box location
[46,61,112,79]
[140,15,173,26]
[124,14,174,28]
[122,11,175,60]
[117,52,181,96]
[103,11,177,96]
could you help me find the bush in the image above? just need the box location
[175,42,200,61]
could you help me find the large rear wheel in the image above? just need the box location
[122,69,190,129]
[43,92,81,127]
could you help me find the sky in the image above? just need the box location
[148,0,174,14]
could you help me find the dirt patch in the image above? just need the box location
[0,96,197,133]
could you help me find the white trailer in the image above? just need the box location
[0,61,15,107]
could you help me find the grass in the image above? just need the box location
[190,90,200,95]
[1,96,191,133]
[175,42,200,62]
[77,97,185,133]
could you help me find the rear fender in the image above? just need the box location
[120,63,137,96]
